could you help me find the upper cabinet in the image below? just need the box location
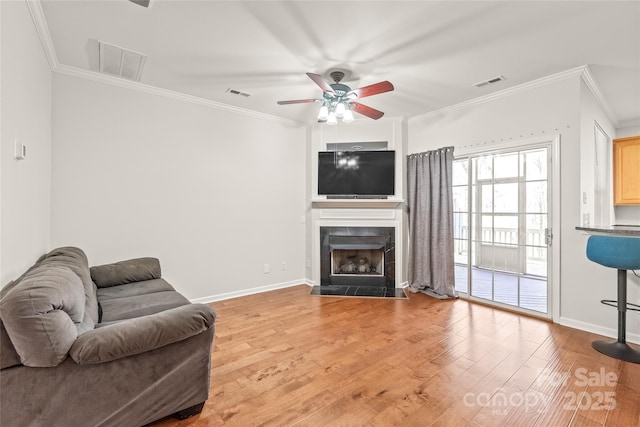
[613,135,640,205]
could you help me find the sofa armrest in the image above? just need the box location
[69,304,216,364]
[90,257,161,288]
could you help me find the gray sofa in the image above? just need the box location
[0,247,216,427]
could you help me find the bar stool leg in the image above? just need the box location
[592,269,640,363]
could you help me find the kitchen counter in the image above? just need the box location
[575,225,640,237]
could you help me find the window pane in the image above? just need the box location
[481,215,493,243]
[525,149,547,181]
[455,264,468,293]
[526,214,547,246]
[471,261,492,300]
[454,238,468,264]
[453,160,469,186]
[526,246,547,277]
[526,181,547,213]
[494,183,518,213]
[494,153,520,179]
[475,242,494,270]
[494,273,518,306]
[494,216,518,244]
[453,212,468,239]
[493,244,519,273]
[482,184,493,212]
[453,186,468,212]
[520,277,547,313]
[476,156,492,181]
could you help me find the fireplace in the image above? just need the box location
[320,226,395,289]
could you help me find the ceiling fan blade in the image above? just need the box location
[306,73,336,94]
[352,102,385,120]
[277,99,321,105]
[347,81,394,99]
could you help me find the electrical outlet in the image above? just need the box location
[281,262,287,271]
[583,213,590,227]
[263,264,270,274]
[306,259,311,268]
[14,140,26,160]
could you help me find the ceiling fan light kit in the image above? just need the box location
[277,70,394,124]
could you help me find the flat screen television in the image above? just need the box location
[318,150,395,197]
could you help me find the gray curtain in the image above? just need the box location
[407,147,456,298]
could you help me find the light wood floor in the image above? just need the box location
[151,285,640,427]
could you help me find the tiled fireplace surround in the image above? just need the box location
[320,225,395,289]
[312,208,404,290]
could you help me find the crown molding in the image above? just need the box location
[27,0,629,130]
[26,0,59,70]
[54,64,302,126]
[580,65,619,128]
[26,0,302,127]
[409,65,590,124]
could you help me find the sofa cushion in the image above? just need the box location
[90,257,161,288]
[0,265,84,367]
[69,304,216,364]
[0,275,34,369]
[96,279,175,301]
[0,320,21,369]
[99,291,190,323]
[39,247,99,333]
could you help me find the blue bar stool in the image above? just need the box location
[586,235,640,363]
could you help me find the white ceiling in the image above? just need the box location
[40,0,640,126]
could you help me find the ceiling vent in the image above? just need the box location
[474,75,506,88]
[99,41,147,81]
[226,88,252,97]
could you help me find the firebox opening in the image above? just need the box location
[320,226,395,289]
[331,248,384,277]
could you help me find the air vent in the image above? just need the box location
[226,88,252,97]
[474,75,506,88]
[98,41,147,81]
[129,0,152,8]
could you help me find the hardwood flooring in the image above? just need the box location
[150,285,640,427]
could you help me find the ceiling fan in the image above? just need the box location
[277,71,394,123]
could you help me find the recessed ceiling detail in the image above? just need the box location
[98,41,147,81]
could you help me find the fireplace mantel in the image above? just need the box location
[311,198,404,209]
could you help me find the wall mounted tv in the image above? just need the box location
[318,150,395,198]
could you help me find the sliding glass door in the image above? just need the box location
[453,145,551,315]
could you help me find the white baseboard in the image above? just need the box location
[189,279,311,304]
[558,316,640,345]
[190,279,409,304]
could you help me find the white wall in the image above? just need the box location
[0,1,52,286]
[579,80,616,228]
[51,73,306,300]
[616,124,640,139]
[575,80,639,341]
[408,74,639,344]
